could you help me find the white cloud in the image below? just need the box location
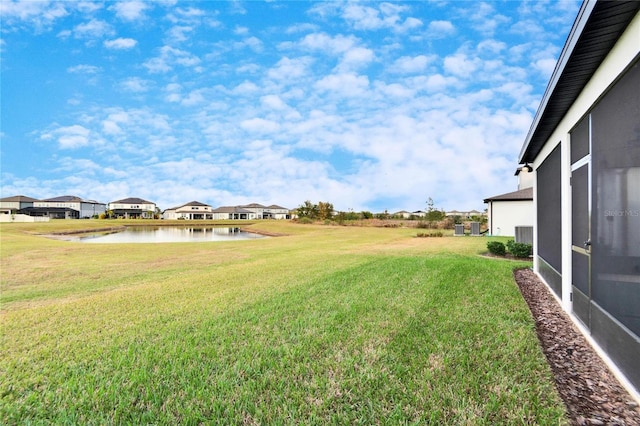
[143,45,201,73]
[427,20,455,38]
[336,47,375,72]
[110,1,149,21]
[444,53,480,77]
[0,0,68,30]
[67,64,101,74]
[533,58,558,79]
[390,55,431,74]
[315,73,370,97]
[477,39,506,54]
[267,56,312,81]
[166,25,193,43]
[298,32,357,54]
[468,3,510,36]
[73,18,114,39]
[104,37,137,49]
[181,90,205,107]
[341,2,421,32]
[42,125,92,149]
[240,118,281,134]
[119,77,151,93]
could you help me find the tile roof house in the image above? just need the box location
[108,197,157,219]
[240,203,291,219]
[24,195,106,219]
[211,206,255,220]
[162,201,214,220]
[518,0,639,394]
[0,195,39,214]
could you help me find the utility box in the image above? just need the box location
[470,222,481,236]
[515,226,533,244]
[454,224,464,236]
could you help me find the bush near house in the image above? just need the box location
[506,240,533,258]
[487,241,506,256]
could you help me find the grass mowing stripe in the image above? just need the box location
[2,253,565,424]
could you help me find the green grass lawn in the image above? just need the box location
[0,220,566,424]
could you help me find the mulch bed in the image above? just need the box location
[513,268,640,425]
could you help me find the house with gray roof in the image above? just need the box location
[240,203,291,219]
[162,201,214,220]
[518,0,639,394]
[23,195,106,219]
[211,206,255,220]
[108,197,157,219]
[0,195,39,215]
[483,186,533,237]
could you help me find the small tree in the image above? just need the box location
[426,197,445,222]
[296,200,319,220]
[317,201,334,221]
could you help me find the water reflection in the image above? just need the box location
[69,226,266,243]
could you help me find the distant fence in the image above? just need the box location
[515,226,533,244]
[0,214,50,223]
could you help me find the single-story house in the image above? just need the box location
[519,0,639,394]
[0,195,39,214]
[483,187,533,237]
[21,195,106,219]
[162,201,214,220]
[108,197,157,219]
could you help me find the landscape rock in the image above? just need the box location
[513,268,640,426]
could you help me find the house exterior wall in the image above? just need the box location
[108,201,156,218]
[0,201,19,214]
[486,200,534,237]
[109,202,156,212]
[530,11,640,395]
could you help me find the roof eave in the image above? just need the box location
[519,0,640,164]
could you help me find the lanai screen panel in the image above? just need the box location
[536,144,562,294]
[537,143,562,290]
[591,60,640,336]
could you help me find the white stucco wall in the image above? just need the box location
[487,200,534,237]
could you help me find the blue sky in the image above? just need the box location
[1,0,581,213]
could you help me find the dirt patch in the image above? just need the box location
[514,268,640,425]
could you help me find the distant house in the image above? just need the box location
[211,206,255,220]
[0,195,39,215]
[518,1,639,393]
[241,203,291,219]
[108,197,157,219]
[445,209,486,219]
[393,210,412,219]
[162,201,214,220]
[483,186,533,237]
[21,195,106,219]
[210,204,291,220]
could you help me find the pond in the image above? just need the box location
[63,226,267,243]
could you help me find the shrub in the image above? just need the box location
[487,241,506,256]
[506,240,533,258]
[417,231,444,238]
[298,217,313,224]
